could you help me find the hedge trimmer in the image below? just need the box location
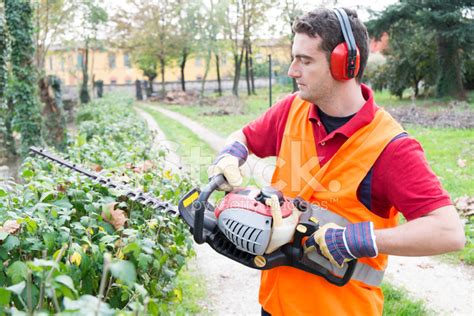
[30,146,356,286]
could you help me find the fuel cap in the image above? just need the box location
[255,186,284,206]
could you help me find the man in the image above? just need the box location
[208,7,465,315]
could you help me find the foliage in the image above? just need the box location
[461,218,474,264]
[175,0,202,92]
[41,75,67,151]
[5,0,44,156]
[223,0,275,96]
[367,0,473,100]
[0,7,10,158]
[0,95,195,313]
[113,0,178,95]
[364,22,438,98]
[133,53,157,93]
[140,105,216,184]
[76,0,108,104]
[381,282,428,315]
[32,0,76,72]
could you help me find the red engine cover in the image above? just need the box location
[214,188,294,219]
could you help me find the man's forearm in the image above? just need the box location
[375,205,466,256]
[225,129,249,152]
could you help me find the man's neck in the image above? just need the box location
[316,82,366,117]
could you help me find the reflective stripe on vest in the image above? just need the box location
[301,204,385,287]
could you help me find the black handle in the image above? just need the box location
[193,174,226,244]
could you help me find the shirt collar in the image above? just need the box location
[309,83,379,139]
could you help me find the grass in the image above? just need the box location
[137,99,435,313]
[171,264,209,315]
[382,282,429,316]
[138,105,216,184]
[406,126,474,199]
[373,89,474,110]
[153,88,474,203]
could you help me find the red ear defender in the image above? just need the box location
[330,42,360,81]
[330,8,361,81]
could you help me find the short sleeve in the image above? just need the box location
[242,94,296,158]
[372,137,452,221]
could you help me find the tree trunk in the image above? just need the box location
[4,99,16,156]
[80,41,90,104]
[249,42,256,95]
[148,78,154,94]
[160,56,165,96]
[0,15,14,156]
[290,37,298,92]
[245,43,251,96]
[232,46,245,97]
[180,48,188,92]
[135,79,143,100]
[200,49,212,104]
[413,76,419,98]
[5,0,43,155]
[39,76,66,150]
[436,35,466,100]
[215,54,222,96]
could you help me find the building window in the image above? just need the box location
[49,56,53,71]
[124,53,131,68]
[195,57,202,67]
[110,79,117,85]
[77,53,83,69]
[60,58,65,71]
[108,53,116,69]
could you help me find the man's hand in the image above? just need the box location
[304,222,377,268]
[207,141,248,191]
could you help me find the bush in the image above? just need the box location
[0,94,195,314]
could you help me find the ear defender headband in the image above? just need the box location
[330,8,360,81]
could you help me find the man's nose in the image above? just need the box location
[288,61,300,78]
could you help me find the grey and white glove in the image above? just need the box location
[207,141,248,191]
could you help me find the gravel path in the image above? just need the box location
[137,104,474,315]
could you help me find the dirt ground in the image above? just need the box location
[152,90,474,129]
[386,104,474,129]
[138,106,474,315]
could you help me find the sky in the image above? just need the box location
[100,0,400,40]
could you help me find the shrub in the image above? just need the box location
[0,94,195,314]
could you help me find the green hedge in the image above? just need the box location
[0,94,195,314]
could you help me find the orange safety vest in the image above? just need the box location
[260,96,405,315]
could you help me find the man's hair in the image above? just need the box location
[292,7,369,83]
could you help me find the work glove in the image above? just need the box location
[304,222,378,268]
[207,141,248,191]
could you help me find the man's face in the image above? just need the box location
[288,33,335,104]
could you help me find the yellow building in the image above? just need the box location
[46,40,292,87]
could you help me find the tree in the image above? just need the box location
[32,0,75,72]
[32,0,75,150]
[75,0,107,104]
[175,0,201,92]
[197,0,229,100]
[280,0,303,92]
[225,0,273,97]
[0,4,14,157]
[113,0,177,96]
[242,0,274,96]
[134,52,157,95]
[224,0,244,97]
[367,0,473,100]
[5,0,44,156]
[366,23,438,98]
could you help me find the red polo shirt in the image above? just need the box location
[243,84,451,220]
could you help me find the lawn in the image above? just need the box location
[136,98,435,314]
[146,88,474,265]
[137,105,216,185]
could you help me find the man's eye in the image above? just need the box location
[301,59,310,65]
